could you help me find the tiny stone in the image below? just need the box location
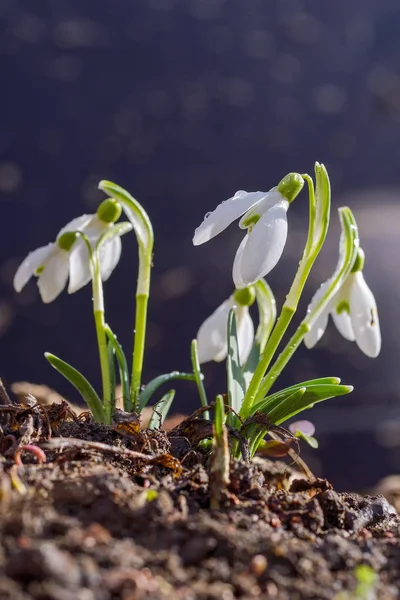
[250,554,268,575]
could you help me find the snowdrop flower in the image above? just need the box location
[304,249,381,358]
[193,173,304,289]
[14,198,126,303]
[197,287,255,365]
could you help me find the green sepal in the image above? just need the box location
[148,390,175,430]
[45,352,105,423]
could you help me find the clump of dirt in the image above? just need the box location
[0,397,399,600]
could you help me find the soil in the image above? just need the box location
[0,395,399,600]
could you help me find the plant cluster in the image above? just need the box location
[14,164,381,459]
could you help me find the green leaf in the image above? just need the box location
[295,431,319,449]
[148,389,176,429]
[45,352,105,423]
[138,371,195,412]
[248,387,306,456]
[214,394,225,437]
[252,377,341,412]
[260,382,353,426]
[190,339,209,418]
[226,309,246,426]
[107,341,116,416]
[254,279,277,351]
[104,324,131,412]
[95,222,133,252]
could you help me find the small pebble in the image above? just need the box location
[250,554,268,575]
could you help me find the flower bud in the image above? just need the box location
[97,198,122,224]
[233,285,256,307]
[277,172,304,203]
[57,231,79,252]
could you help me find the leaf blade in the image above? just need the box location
[45,352,105,423]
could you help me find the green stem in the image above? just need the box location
[92,260,113,424]
[259,323,309,398]
[130,255,152,410]
[239,306,294,419]
[239,166,331,419]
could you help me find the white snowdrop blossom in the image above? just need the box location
[13,199,127,303]
[196,293,255,365]
[304,250,381,358]
[193,173,304,289]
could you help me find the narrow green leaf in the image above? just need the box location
[226,310,246,426]
[190,339,209,419]
[148,389,176,430]
[252,377,341,413]
[96,222,133,252]
[214,394,225,437]
[138,371,196,412]
[45,352,105,423]
[107,341,116,416]
[254,279,277,351]
[104,324,131,412]
[248,387,306,456]
[268,384,353,425]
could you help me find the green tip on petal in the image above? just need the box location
[233,285,256,307]
[57,231,79,252]
[277,172,304,203]
[97,198,122,224]
[351,247,365,273]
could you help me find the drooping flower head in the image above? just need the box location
[193,173,304,289]
[197,286,256,365]
[305,247,381,358]
[14,198,129,303]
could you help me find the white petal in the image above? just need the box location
[193,191,268,246]
[289,420,315,437]
[196,298,233,363]
[82,216,108,242]
[68,240,92,294]
[331,308,355,341]
[237,200,288,286]
[99,235,122,282]
[13,243,54,292]
[57,214,93,238]
[238,189,283,229]
[232,234,248,289]
[237,307,254,365]
[304,307,329,348]
[37,249,70,303]
[350,271,381,358]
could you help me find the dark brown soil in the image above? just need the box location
[0,398,399,600]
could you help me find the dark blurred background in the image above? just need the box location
[1,0,400,490]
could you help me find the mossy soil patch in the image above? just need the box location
[0,398,399,600]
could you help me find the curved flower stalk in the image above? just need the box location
[14,199,125,303]
[256,206,360,402]
[98,181,154,410]
[196,287,255,366]
[305,248,381,358]
[240,163,331,418]
[193,173,304,289]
